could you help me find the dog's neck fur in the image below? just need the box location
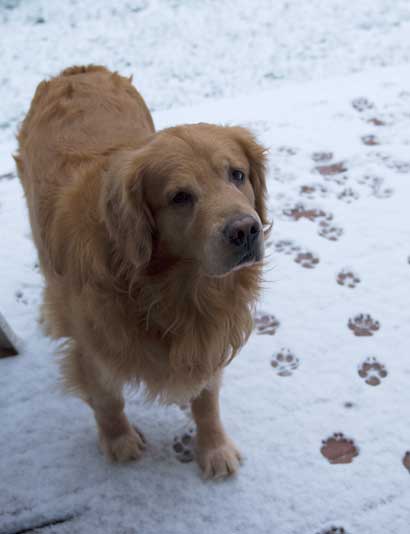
[130,256,261,380]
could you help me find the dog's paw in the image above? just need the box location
[99,426,146,463]
[197,439,242,480]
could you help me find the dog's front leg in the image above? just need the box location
[73,350,146,463]
[191,372,242,479]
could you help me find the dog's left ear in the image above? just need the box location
[230,127,269,227]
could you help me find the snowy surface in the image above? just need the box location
[1,2,410,534]
[2,0,410,143]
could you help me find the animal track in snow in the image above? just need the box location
[0,171,15,181]
[348,314,380,336]
[277,145,298,156]
[321,433,359,464]
[337,269,360,288]
[361,134,380,146]
[315,162,347,177]
[374,152,410,174]
[357,175,393,199]
[274,239,301,256]
[317,221,343,241]
[273,240,320,270]
[367,117,385,126]
[271,349,299,377]
[300,183,329,200]
[15,290,28,305]
[173,427,195,463]
[283,203,330,223]
[352,97,375,112]
[403,452,410,473]
[389,160,410,174]
[254,312,280,336]
[372,185,394,199]
[337,187,359,203]
[283,201,343,242]
[358,357,387,386]
[311,151,333,162]
[316,527,347,534]
[295,251,320,269]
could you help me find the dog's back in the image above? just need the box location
[15,65,154,276]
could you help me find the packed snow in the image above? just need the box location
[1,2,410,534]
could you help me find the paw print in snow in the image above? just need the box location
[300,183,328,199]
[337,269,360,288]
[321,433,359,464]
[358,175,393,199]
[283,202,330,223]
[277,145,298,156]
[348,314,380,336]
[294,251,320,269]
[337,188,359,203]
[173,428,195,463]
[311,151,333,162]
[369,175,393,197]
[254,312,280,335]
[271,349,299,377]
[375,152,410,173]
[274,239,301,256]
[361,134,380,146]
[318,221,343,241]
[372,184,394,199]
[0,171,15,181]
[178,403,190,414]
[384,158,410,174]
[403,452,410,473]
[315,162,347,177]
[358,357,387,386]
[316,527,347,534]
[352,97,374,112]
[367,117,385,126]
[15,290,28,305]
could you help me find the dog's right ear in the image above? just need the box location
[101,147,155,274]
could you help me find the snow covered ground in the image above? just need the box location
[1,2,410,534]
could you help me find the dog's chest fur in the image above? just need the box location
[100,265,260,404]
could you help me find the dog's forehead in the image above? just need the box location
[161,125,249,171]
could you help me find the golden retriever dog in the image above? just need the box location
[15,65,269,479]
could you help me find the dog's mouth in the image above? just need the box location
[239,251,254,265]
[230,250,260,272]
[203,234,265,278]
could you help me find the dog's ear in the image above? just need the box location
[230,126,270,228]
[101,148,155,274]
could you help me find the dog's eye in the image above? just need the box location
[171,191,194,206]
[231,169,245,184]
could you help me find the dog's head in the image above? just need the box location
[102,124,269,277]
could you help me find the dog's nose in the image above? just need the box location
[224,215,261,249]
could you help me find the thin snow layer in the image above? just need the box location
[2,0,410,145]
[1,70,410,534]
